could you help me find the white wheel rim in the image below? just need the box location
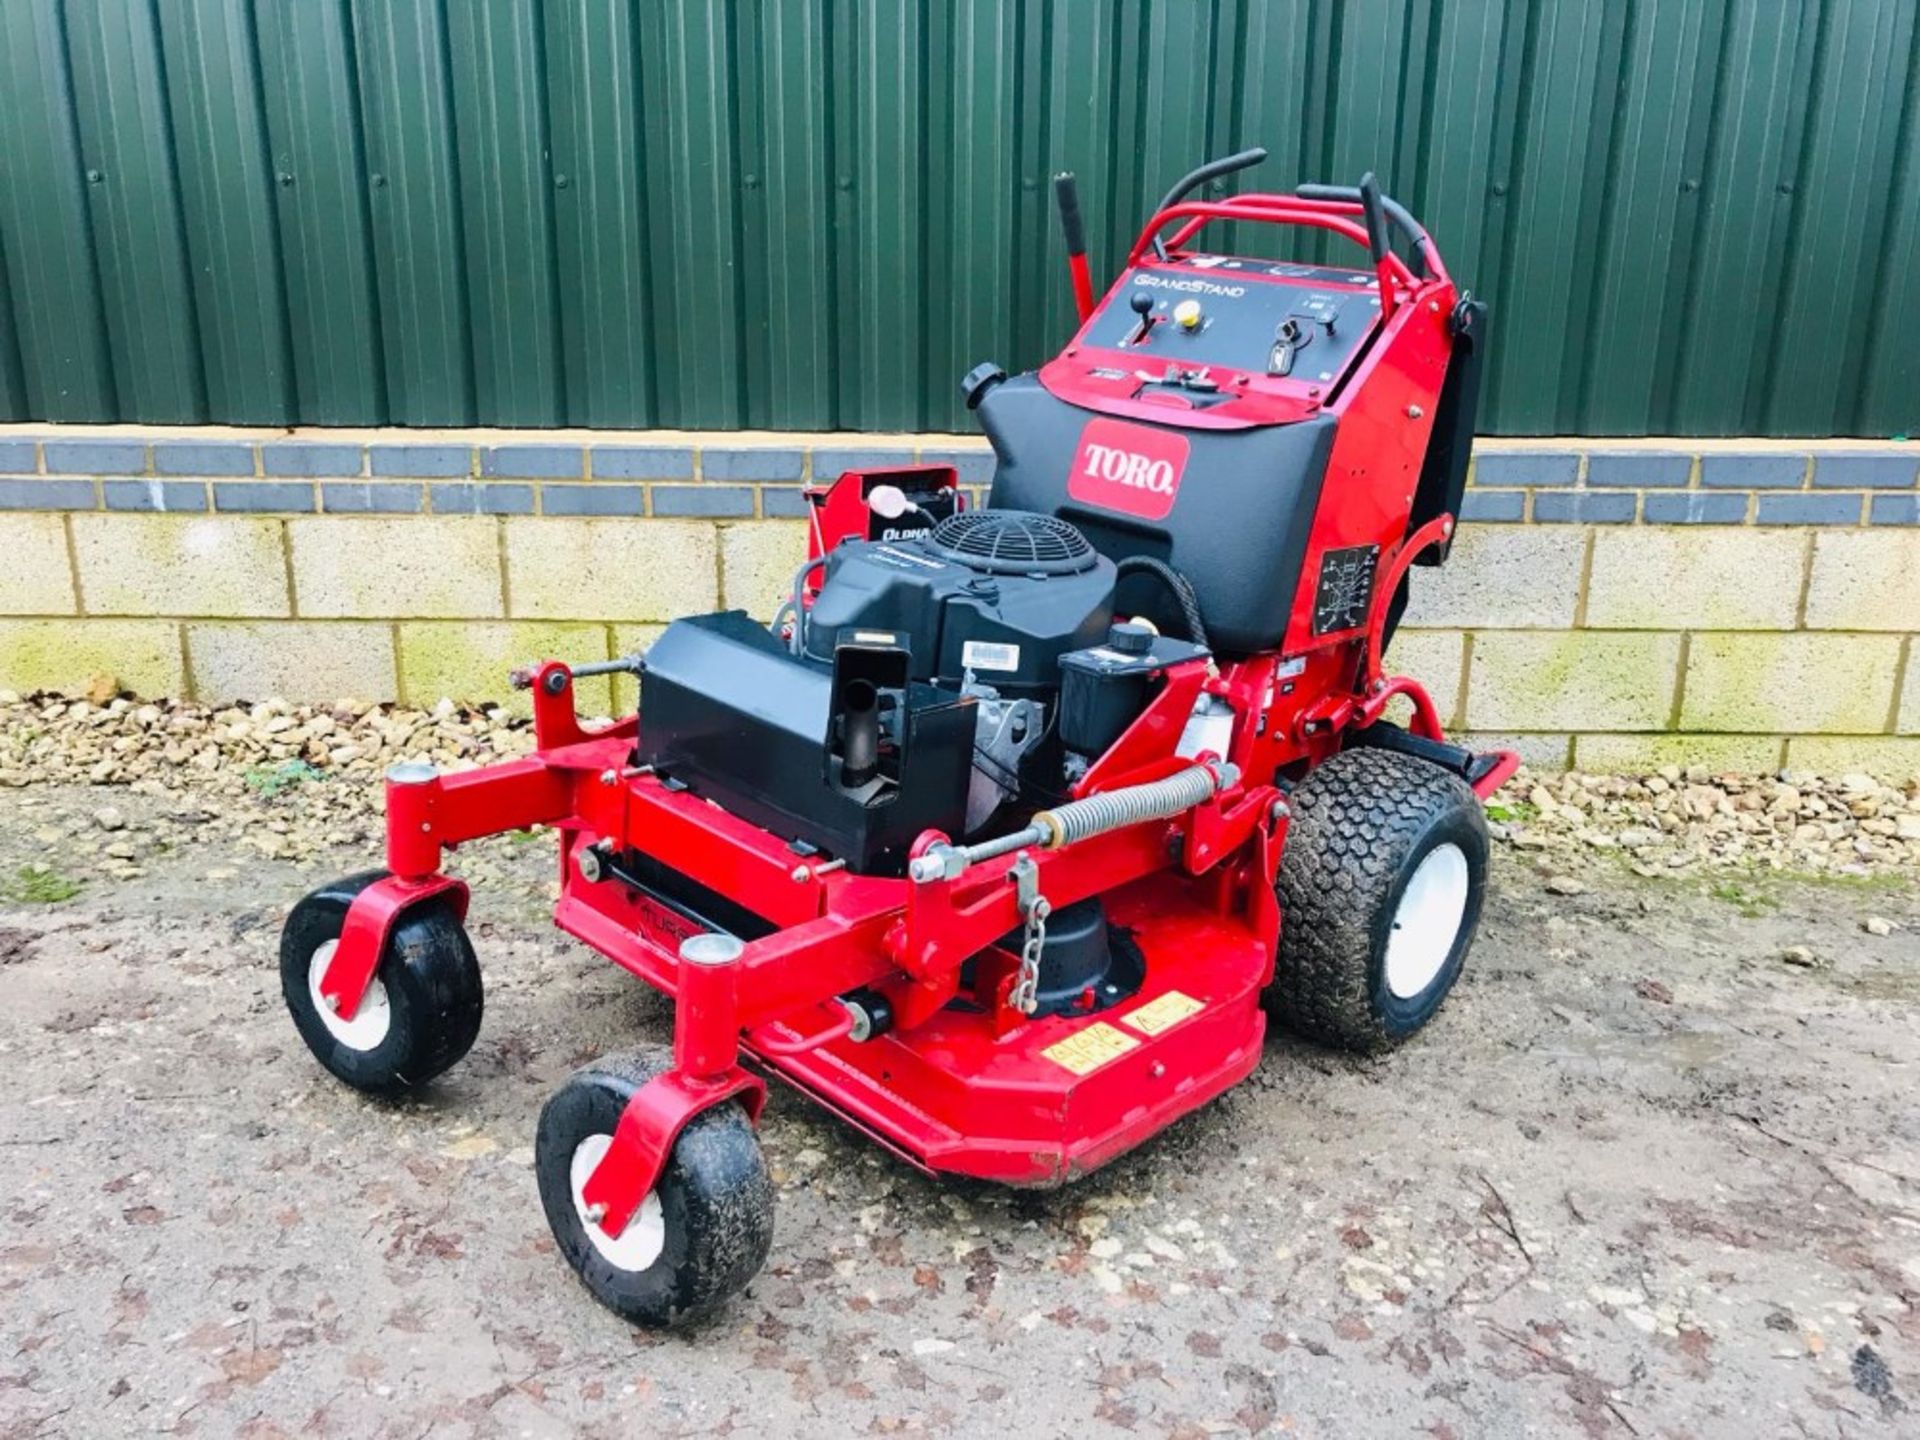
[1384,842,1470,1000]
[570,1133,666,1272]
[306,938,392,1050]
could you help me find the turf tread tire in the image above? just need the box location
[536,1048,775,1330]
[280,870,484,1096]
[1270,748,1487,1053]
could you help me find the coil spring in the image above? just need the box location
[1035,761,1225,846]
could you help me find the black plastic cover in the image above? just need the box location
[977,373,1336,653]
[1058,632,1209,756]
[636,611,976,874]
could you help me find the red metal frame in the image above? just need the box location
[316,185,1513,1243]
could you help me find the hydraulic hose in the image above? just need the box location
[1116,555,1210,649]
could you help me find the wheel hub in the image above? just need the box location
[570,1133,666,1272]
[307,938,392,1049]
[1384,842,1469,1000]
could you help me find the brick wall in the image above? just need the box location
[0,428,1914,777]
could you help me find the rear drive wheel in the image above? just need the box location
[536,1049,774,1329]
[280,870,483,1095]
[1268,748,1488,1051]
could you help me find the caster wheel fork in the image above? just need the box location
[536,1048,775,1329]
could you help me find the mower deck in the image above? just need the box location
[749,870,1270,1185]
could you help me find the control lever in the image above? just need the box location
[1126,290,1156,345]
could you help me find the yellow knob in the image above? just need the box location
[1173,299,1203,330]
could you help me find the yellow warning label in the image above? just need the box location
[1040,1021,1140,1076]
[1121,990,1205,1037]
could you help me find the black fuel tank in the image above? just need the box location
[977,374,1336,653]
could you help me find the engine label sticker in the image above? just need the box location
[1120,990,1205,1037]
[1041,1022,1139,1076]
[1068,417,1189,522]
[962,639,1020,672]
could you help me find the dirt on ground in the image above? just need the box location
[1,780,1917,1439]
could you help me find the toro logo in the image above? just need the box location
[1067,418,1189,522]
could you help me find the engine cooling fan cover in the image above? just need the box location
[927,509,1098,576]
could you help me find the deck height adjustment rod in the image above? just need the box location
[509,652,647,694]
[908,759,1237,884]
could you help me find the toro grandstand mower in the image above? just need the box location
[281,147,1517,1327]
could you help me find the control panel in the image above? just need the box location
[1076,254,1382,391]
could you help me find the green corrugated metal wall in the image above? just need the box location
[0,0,1915,436]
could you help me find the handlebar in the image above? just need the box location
[1295,178,1435,278]
[1149,147,1269,260]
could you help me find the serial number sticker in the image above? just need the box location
[962,640,1021,673]
[1040,1022,1139,1076]
[1121,990,1205,1037]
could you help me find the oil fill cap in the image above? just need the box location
[1108,621,1155,655]
[1173,299,1203,329]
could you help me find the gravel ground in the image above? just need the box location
[0,700,1917,1438]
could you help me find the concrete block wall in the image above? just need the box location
[0,427,1914,777]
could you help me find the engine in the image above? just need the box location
[634,509,1207,878]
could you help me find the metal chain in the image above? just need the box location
[1011,889,1050,1016]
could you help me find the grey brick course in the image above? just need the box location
[1812,454,1918,490]
[1472,451,1578,488]
[322,483,424,513]
[0,478,96,508]
[103,480,210,512]
[1458,490,1525,522]
[42,440,144,475]
[152,441,254,476]
[760,487,812,518]
[213,482,317,512]
[1586,453,1691,489]
[480,445,584,479]
[649,485,756,518]
[812,447,919,479]
[430,482,535,515]
[1700,452,1808,489]
[540,484,644,516]
[591,445,695,481]
[1533,491,1636,524]
[700,446,805,483]
[261,443,363,477]
[1641,492,1750,524]
[0,442,33,473]
[370,444,472,477]
[918,447,996,485]
[1756,493,1864,525]
[1868,494,1920,525]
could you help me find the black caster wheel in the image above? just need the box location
[536,1049,774,1329]
[280,870,484,1096]
[1268,747,1489,1052]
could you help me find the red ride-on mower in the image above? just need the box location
[281,148,1518,1327]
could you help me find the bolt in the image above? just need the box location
[584,1201,607,1225]
[1407,404,1424,419]
[322,993,341,1013]
[1150,1062,1166,1078]
[599,768,619,786]
[1270,798,1290,821]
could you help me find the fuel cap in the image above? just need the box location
[1108,621,1154,655]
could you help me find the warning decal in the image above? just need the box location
[1121,990,1205,1037]
[1040,1021,1140,1076]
